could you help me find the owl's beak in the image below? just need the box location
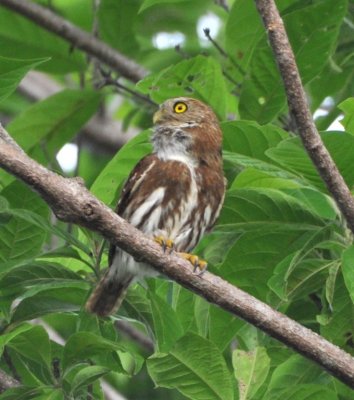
[153,108,164,124]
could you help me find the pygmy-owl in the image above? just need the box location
[86,97,226,316]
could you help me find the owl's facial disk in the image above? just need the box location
[153,97,204,127]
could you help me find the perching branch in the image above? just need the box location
[0,124,353,388]
[0,368,20,393]
[254,0,354,234]
[0,0,147,83]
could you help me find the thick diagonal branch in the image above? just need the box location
[0,0,147,83]
[0,125,353,388]
[254,0,354,233]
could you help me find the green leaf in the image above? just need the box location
[0,323,33,355]
[264,385,338,400]
[233,347,270,400]
[149,292,184,352]
[0,387,47,400]
[147,332,234,400]
[62,332,124,370]
[239,0,347,123]
[91,130,151,205]
[342,245,354,302]
[0,261,84,296]
[222,120,289,162]
[137,55,229,119]
[0,181,49,263]
[338,97,354,134]
[11,287,87,323]
[0,56,49,103]
[0,7,85,73]
[1,89,101,188]
[99,0,140,56]
[220,188,324,227]
[7,325,51,370]
[225,0,264,74]
[70,366,110,395]
[267,132,354,191]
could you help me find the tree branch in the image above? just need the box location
[0,368,20,393]
[0,0,147,83]
[0,124,353,388]
[254,0,354,234]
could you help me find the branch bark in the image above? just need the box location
[0,124,353,388]
[0,368,20,393]
[254,0,354,234]
[0,0,147,83]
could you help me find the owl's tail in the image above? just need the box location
[85,271,134,317]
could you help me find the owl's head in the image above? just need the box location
[153,97,219,127]
[152,97,222,165]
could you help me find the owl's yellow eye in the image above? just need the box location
[174,102,188,114]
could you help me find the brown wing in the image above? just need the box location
[108,154,159,265]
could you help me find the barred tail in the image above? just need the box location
[85,271,133,317]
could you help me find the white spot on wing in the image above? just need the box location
[129,187,165,227]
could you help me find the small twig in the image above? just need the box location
[214,0,229,11]
[254,0,354,234]
[175,44,190,59]
[203,28,246,76]
[0,0,147,83]
[100,74,157,107]
[115,320,154,353]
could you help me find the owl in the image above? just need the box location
[86,97,226,316]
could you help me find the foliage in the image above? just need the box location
[0,0,353,399]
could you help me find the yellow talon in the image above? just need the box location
[178,252,208,275]
[154,235,174,253]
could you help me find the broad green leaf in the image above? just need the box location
[209,306,242,351]
[233,347,270,400]
[220,188,324,227]
[91,130,151,205]
[232,168,301,190]
[99,0,140,56]
[265,354,326,398]
[70,366,110,395]
[7,325,51,370]
[137,55,229,119]
[172,285,197,332]
[0,323,33,355]
[0,56,49,103]
[342,245,354,302]
[0,7,85,73]
[0,261,84,296]
[0,181,49,263]
[222,120,289,162]
[239,0,347,123]
[147,332,234,400]
[267,132,354,191]
[264,384,338,400]
[338,97,354,134]
[1,89,101,188]
[149,292,184,352]
[225,0,264,74]
[62,332,124,370]
[0,387,47,400]
[11,287,87,323]
[320,274,354,347]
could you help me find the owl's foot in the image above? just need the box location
[154,235,174,253]
[178,252,207,275]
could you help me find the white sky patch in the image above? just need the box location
[152,31,185,49]
[197,13,221,45]
[56,143,78,173]
[328,116,344,131]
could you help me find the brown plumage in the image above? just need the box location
[86,97,226,316]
